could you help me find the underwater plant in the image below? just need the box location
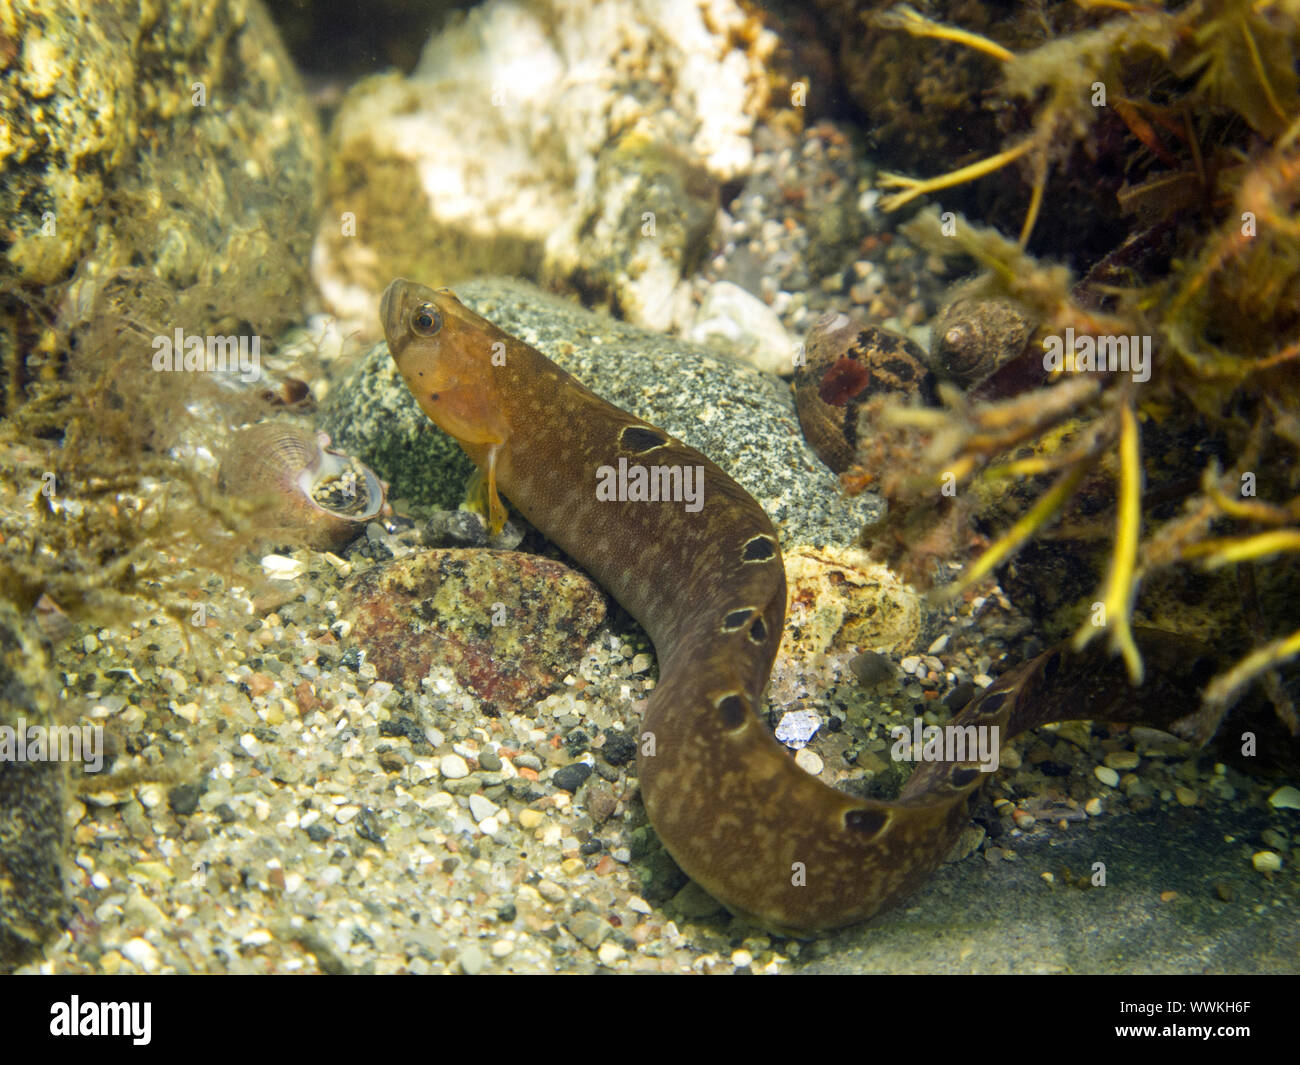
[856,0,1300,738]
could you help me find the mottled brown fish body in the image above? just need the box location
[381,279,1217,932]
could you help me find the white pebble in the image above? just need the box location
[1252,851,1283,873]
[1094,766,1120,788]
[1267,785,1300,810]
[900,656,921,675]
[334,805,359,824]
[121,937,161,972]
[239,733,263,758]
[794,748,824,776]
[469,794,499,823]
[928,634,950,654]
[491,939,514,958]
[775,710,821,749]
[241,929,273,947]
[597,941,625,966]
[261,554,305,580]
[440,754,470,779]
[137,784,164,809]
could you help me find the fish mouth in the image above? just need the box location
[379,278,410,352]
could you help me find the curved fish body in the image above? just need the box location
[381,279,1214,933]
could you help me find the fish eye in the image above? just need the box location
[412,303,442,337]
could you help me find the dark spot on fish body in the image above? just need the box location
[722,608,752,631]
[975,689,1008,717]
[619,425,668,453]
[717,694,747,729]
[1190,655,1216,687]
[845,807,888,837]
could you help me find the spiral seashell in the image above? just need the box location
[794,311,935,473]
[930,297,1035,391]
[219,422,386,551]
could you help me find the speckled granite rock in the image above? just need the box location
[319,276,882,545]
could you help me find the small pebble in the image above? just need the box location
[121,937,162,972]
[849,651,894,686]
[1267,785,1300,810]
[775,709,821,749]
[1085,798,1103,816]
[1104,751,1140,771]
[1252,851,1283,874]
[794,748,823,775]
[518,808,544,829]
[261,554,305,580]
[597,941,625,966]
[459,944,486,975]
[537,879,567,903]
[552,763,592,793]
[469,794,499,823]
[1260,829,1288,852]
[440,754,470,780]
[1174,786,1197,807]
[1094,766,1120,788]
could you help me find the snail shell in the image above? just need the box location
[930,297,1035,391]
[794,311,935,472]
[219,422,386,552]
